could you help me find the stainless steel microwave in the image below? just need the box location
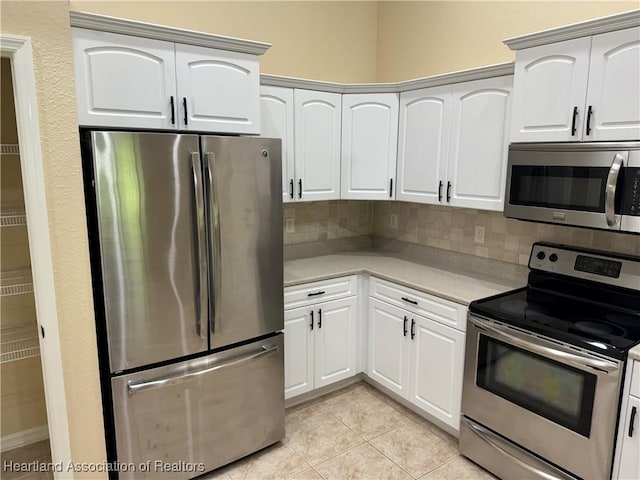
[504,142,640,233]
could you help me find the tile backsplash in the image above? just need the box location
[283,200,640,265]
[372,201,640,265]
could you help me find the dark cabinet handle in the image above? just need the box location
[389,178,393,198]
[290,179,294,199]
[438,181,443,202]
[401,297,418,305]
[403,316,408,337]
[571,106,578,136]
[298,179,302,199]
[170,96,176,125]
[318,309,322,329]
[586,105,593,135]
[307,291,325,297]
[183,97,188,126]
[630,406,637,437]
[310,310,314,331]
[446,181,452,203]
[410,319,415,340]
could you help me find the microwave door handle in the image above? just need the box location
[469,316,619,373]
[605,153,624,227]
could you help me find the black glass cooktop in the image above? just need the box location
[469,274,640,360]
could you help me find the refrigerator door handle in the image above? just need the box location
[204,152,221,337]
[127,345,280,394]
[190,152,207,340]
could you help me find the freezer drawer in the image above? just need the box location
[111,334,284,479]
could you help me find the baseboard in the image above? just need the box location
[1,425,49,452]
[285,374,365,409]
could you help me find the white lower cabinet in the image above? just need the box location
[368,289,466,431]
[615,360,640,480]
[284,296,357,400]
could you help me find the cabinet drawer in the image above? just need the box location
[369,276,466,331]
[285,275,357,310]
[631,360,640,398]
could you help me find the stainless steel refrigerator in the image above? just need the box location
[82,131,284,479]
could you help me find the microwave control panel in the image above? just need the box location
[621,166,640,216]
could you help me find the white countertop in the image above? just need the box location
[630,344,640,362]
[284,251,525,305]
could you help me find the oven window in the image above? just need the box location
[477,336,596,437]
[509,166,608,212]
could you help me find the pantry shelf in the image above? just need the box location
[0,144,20,156]
[1,206,27,227]
[0,266,34,297]
[1,323,40,363]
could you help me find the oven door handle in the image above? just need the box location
[604,153,624,227]
[463,418,577,480]
[469,316,619,373]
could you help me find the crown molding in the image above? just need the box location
[70,11,271,55]
[261,62,514,94]
[504,9,640,51]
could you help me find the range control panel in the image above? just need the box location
[529,243,640,291]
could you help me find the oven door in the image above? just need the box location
[461,315,623,480]
[504,143,631,230]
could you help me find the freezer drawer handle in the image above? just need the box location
[463,418,574,480]
[127,345,280,394]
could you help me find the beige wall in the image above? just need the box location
[69,1,379,83]
[1,0,105,472]
[377,1,638,81]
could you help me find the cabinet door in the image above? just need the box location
[284,306,314,399]
[72,28,177,129]
[314,297,357,389]
[409,314,465,431]
[511,37,591,142]
[261,86,295,202]
[397,86,451,205]
[618,395,640,480]
[175,44,260,134]
[368,298,410,399]
[448,76,512,211]
[341,94,399,200]
[294,90,342,201]
[585,27,640,141]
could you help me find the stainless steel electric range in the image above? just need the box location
[460,242,640,480]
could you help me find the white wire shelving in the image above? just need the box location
[0,266,34,297]
[0,144,20,156]
[1,205,27,227]
[1,323,40,363]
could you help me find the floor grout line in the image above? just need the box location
[366,439,421,480]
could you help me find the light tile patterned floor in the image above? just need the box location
[204,382,496,480]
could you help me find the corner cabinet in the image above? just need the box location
[284,276,357,400]
[341,93,399,200]
[511,27,640,142]
[396,76,512,211]
[72,27,261,134]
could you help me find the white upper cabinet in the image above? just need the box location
[72,27,261,133]
[73,28,177,130]
[260,86,295,202]
[341,94,399,200]
[448,76,513,211]
[294,89,342,202]
[511,27,640,142]
[397,86,452,205]
[510,37,591,142]
[175,44,260,134]
[585,27,640,141]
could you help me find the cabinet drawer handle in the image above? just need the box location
[183,97,188,126]
[401,296,418,305]
[290,179,294,200]
[571,106,578,136]
[410,319,415,340]
[403,316,408,337]
[310,310,314,331]
[307,291,325,297]
[298,178,302,199]
[446,181,452,203]
[318,309,322,329]
[170,96,176,125]
[586,105,593,136]
[438,181,443,202]
[630,406,637,438]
